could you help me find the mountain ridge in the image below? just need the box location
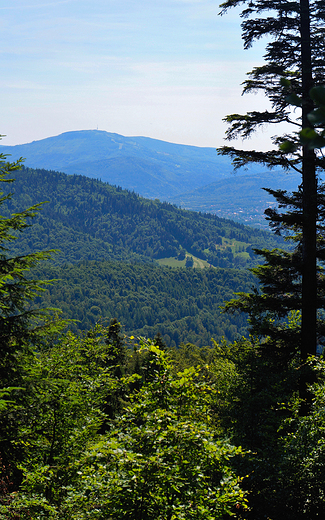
[0,129,297,226]
[5,165,283,268]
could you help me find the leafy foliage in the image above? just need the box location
[3,337,247,519]
[275,358,325,518]
[0,325,116,518]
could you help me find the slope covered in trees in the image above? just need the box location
[6,165,283,268]
[0,164,286,343]
[4,0,325,516]
[32,260,254,346]
[2,150,325,517]
[0,152,249,517]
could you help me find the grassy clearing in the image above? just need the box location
[221,237,250,253]
[157,254,210,269]
[157,239,251,269]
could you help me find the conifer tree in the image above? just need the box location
[105,318,126,378]
[219,1,325,382]
[0,148,53,489]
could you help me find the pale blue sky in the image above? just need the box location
[2,0,272,148]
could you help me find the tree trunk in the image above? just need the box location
[300,0,317,412]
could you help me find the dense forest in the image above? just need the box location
[6,165,283,268]
[3,0,325,518]
[1,154,325,519]
[33,260,254,345]
[1,164,284,343]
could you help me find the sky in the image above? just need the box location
[2,0,273,149]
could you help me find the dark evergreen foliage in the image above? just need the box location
[217,1,325,516]
[0,152,54,491]
[218,0,325,363]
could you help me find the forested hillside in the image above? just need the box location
[0,154,248,519]
[1,165,285,343]
[7,166,283,268]
[3,0,325,517]
[1,130,297,226]
[33,261,254,346]
[2,159,324,519]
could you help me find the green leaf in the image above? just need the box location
[310,135,325,149]
[310,86,325,106]
[286,93,302,107]
[279,140,297,153]
[307,107,325,125]
[280,77,291,88]
[299,127,319,143]
[299,127,325,149]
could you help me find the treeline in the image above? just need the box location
[33,260,255,346]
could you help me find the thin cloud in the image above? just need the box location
[0,0,74,10]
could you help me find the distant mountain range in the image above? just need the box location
[0,130,301,227]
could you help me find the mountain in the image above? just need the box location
[0,130,236,198]
[7,167,279,267]
[0,130,291,224]
[3,165,285,346]
[6,165,283,268]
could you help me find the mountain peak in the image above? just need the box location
[0,130,293,226]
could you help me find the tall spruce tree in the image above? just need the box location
[218,1,325,392]
[0,148,54,489]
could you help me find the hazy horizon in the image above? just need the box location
[2,0,276,151]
